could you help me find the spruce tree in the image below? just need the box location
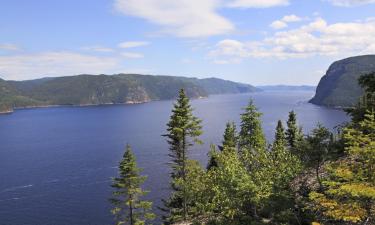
[221,121,237,150]
[286,111,303,149]
[110,144,155,225]
[209,122,237,170]
[163,89,203,222]
[273,120,287,148]
[239,99,266,152]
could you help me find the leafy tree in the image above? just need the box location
[110,144,155,225]
[163,89,203,223]
[262,120,302,224]
[286,110,303,150]
[203,147,256,224]
[238,99,266,152]
[310,111,375,224]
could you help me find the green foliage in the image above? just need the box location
[309,111,375,224]
[208,121,238,170]
[302,124,332,189]
[286,111,303,150]
[221,122,238,150]
[239,99,266,155]
[163,89,203,223]
[110,144,155,225]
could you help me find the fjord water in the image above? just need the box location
[0,91,348,225]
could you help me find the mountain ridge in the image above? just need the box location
[0,74,259,113]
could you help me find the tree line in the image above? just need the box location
[109,73,375,225]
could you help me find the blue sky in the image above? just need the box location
[1,0,375,85]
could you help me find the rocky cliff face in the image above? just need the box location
[310,55,375,107]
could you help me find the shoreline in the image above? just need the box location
[0,95,211,115]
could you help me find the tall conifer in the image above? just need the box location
[110,144,155,225]
[286,111,303,149]
[239,99,266,152]
[163,89,203,222]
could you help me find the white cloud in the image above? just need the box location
[81,46,114,52]
[121,52,144,58]
[114,0,234,38]
[282,14,302,22]
[325,0,375,6]
[210,18,375,61]
[227,0,289,8]
[0,52,121,80]
[0,43,20,51]
[118,41,150,48]
[270,14,302,29]
[270,20,288,29]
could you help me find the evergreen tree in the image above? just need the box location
[163,89,203,223]
[208,122,237,170]
[286,110,303,149]
[239,99,266,152]
[273,120,287,149]
[207,144,219,170]
[110,144,155,225]
[220,121,237,150]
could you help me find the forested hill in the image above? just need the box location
[310,55,375,107]
[0,74,258,113]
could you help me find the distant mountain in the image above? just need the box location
[195,78,260,94]
[257,85,316,92]
[0,74,258,113]
[310,55,375,107]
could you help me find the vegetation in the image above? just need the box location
[0,74,258,113]
[163,89,203,223]
[110,73,375,224]
[110,144,155,225]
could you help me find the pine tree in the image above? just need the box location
[163,89,203,222]
[208,122,237,170]
[273,120,287,149]
[221,121,237,150]
[239,99,266,152]
[286,111,303,149]
[110,144,155,225]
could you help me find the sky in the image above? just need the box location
[1,0,375,85]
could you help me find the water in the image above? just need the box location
[0,91,349,225]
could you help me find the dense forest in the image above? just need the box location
[110,73,375,225]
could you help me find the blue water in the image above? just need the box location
[0,91,349,225]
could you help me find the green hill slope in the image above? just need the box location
[310,55,375,107]
[0,74,258,113]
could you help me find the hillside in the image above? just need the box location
[310,55,375,107]
[0,74,258,113]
